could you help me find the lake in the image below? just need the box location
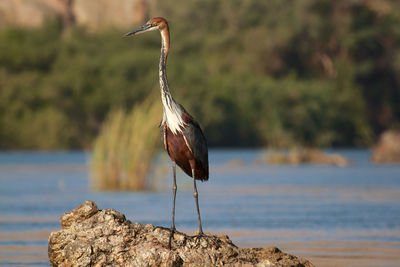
[0,149,399,266]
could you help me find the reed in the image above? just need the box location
[90,93,162,191]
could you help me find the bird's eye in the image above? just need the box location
[152,22,157,27]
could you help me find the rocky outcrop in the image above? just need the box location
[371,130,400,164]
[263,148,349,166]
[48,201,314,266]
[0,0,147,30]
[0,0,62,28]
[73,0,147,30]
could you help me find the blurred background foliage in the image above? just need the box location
[0,0,399,149]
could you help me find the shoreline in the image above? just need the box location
[2,227,400,266]
[238,240,400,267]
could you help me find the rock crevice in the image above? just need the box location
[48,201,314,266]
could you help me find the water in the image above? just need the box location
[0,149,399,266]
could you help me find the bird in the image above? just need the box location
[124,17,209,248]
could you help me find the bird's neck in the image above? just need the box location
[159,26,185,134]
[159,27,171,98]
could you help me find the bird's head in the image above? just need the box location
[124,17,168,37]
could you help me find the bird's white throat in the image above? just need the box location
[161,93,185,134]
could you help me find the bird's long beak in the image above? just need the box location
[123,23,155,37]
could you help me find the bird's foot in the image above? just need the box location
[194,231,204,239]
[168,227,176,249]
[190,231,220,247]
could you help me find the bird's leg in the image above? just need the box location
[168,162,177,249]
[192,169,203,237]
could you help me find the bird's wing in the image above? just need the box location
[183,119,209,180]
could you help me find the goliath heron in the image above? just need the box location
[124,17,209,248]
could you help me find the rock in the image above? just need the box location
[263,148,350,166]
[48,201,314,267]
[72,0,147,30]
[0,0,147,30]
[60,200,98,228]
[371,130,400,163]
[0,0,61,28]
[302,148,349,166]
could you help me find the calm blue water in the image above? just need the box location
[0,149,399,266]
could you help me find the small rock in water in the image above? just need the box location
[262,148,350,166]
[371,130,400,164]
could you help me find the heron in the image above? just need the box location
[124,17,209,248]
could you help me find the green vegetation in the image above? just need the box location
[1,0,400,149]
[90,94,161,190]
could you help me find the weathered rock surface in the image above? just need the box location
[48,201,314,267]
[371,130,400,164]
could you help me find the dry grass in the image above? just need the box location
[90,93,162,191]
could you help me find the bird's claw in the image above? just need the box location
[195,231,204,239]
[191,232,220,247]
[168,227,175,249]
[192,231,208,242]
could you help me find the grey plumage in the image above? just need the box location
[183,118,209,180]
